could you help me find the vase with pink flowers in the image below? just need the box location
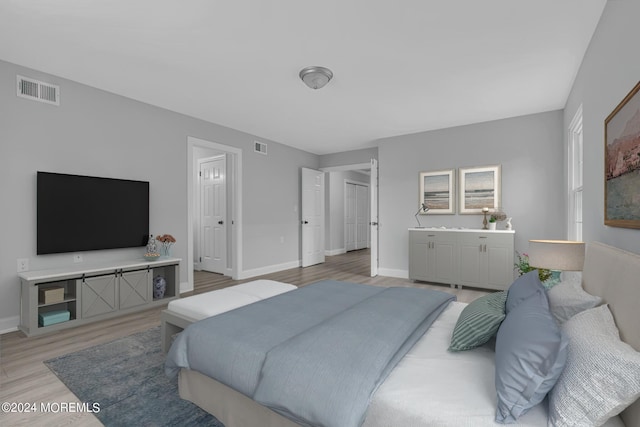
[156,234,176,258]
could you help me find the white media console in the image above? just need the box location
[19,257,180,336]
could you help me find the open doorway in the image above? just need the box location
[345,180,370,252]
[322,160,378,276]
[186,136,242,293]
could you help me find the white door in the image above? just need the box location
[301,167,325,267]
[200,155,226,274]
[370,158,379,276]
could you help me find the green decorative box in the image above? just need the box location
[38,310,70,327]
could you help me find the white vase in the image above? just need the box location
[489,222,497,230]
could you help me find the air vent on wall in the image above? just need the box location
[17,75,60,106]
[254,141,267,155]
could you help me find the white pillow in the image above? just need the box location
[549,305,640,426]
[547,275,602,324]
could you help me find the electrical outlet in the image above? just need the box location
[17,258,29,273]
[73,254,83,263]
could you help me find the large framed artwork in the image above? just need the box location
[419,169,455,214]
[605,80,640,229]
[458,165,501,214]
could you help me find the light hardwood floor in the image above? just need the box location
[0,249,488,427]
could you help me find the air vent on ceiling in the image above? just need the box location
[254,141,267,155]
[17,75,60,106]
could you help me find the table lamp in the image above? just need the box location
[414,203,430,228]
[528,240,585,272]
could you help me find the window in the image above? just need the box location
[568,106,583,241]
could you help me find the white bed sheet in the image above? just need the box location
[363,301,625,427]
[364,301,546,427]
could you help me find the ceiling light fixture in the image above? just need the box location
[299,66,333,90]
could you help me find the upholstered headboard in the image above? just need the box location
[582,242,640,426]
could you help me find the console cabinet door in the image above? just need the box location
[409,231,429,281]
[81,274,117,318]
[458,234,485,287]
[119,269,151,309]
[486,235,514,290]
[432,234,456,284]
[458,232,514,290]
[409,230,456,285]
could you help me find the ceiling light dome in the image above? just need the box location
[299,66,333,90]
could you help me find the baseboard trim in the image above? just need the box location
[377,268,409,279]
[0,316,19,335]
[179,281,192,294]
[325,248,346,256]
[237,260,301,280]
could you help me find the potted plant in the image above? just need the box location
[488,217,497,230]
[514,251,552,283]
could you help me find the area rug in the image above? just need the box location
[44,327,224,427]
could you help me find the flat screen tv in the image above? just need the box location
[37,171,149,255]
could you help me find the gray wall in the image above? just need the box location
[242,140,318,271]
[376,110,565,276]
[563,0,640,255]
[0,59,318,330]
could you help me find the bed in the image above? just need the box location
[165,242,640,427]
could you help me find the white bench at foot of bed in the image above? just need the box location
[161,280,297,353]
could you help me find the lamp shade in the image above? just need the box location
[528,240,585,271]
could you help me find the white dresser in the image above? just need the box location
[409,228,515,290]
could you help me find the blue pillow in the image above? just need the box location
[494,289,568,423]
[505,270,545,313]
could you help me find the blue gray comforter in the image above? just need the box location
[165,280,454,427]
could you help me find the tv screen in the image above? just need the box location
[37,172,149,255]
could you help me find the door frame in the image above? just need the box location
[321,161,378,275]
[187,136,242,291]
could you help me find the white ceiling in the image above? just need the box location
[0,1,607,155]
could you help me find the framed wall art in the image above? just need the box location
[605,80,640,229]
[418,169,455,214]
[458,165,501,214]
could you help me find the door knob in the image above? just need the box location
[218,220,224,225]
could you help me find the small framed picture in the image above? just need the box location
[458,165,501,214]
[419,169,455,214]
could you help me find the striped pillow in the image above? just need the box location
[449,291,507,351]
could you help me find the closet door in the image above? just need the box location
[345,183,357,251]
[356,184,369,249]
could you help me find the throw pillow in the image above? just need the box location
[547,276,602,324]
[449,291,507,352]
[495,289,568,423]
[505,270,545,313]
[548,305,640,427]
